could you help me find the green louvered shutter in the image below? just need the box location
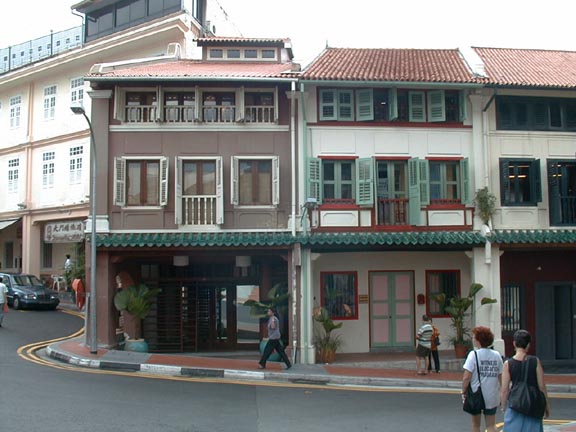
[409,91,426,122]
[356,158,374,206]
[428,90,445,122]
[388,88,398,120]
[408,157,422,225]
[500,160,510,204]
[308,158,322,204]
[338,90,354,120]
[356,89,374,121]
[533,159,542,203]
[548,160,560,224]
[419,159,430,206]
[459,90,468,121]
[460,158,470,204]
[319,89,337,121]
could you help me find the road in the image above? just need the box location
[1,308,574,432]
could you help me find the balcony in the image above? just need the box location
[122,103,276,124]
[181,195,217,226]
[377,198,408,226]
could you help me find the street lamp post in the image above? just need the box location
[71,105,98,354]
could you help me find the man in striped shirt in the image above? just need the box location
[416,314,433,375]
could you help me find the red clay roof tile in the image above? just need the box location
[301,48,479,83]
[473,47,576,89]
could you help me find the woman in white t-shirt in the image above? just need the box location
[0,277,8,327]
[462,326,504,432]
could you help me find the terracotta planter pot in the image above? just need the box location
[317,347,336,364]
[454,343,469,359]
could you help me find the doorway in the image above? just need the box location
[535,282,576,360]
[369,271,414,349]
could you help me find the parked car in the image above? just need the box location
[0,272,60,310]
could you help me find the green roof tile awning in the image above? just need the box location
[299,231,485,247]
[96,232,297,248]
[95,231,486,248]
[490,229,576,244]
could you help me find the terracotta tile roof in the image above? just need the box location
[473,47,576,89]
[87,60,299,80]
[301,48,479,83]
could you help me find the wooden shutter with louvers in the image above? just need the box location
[356,158,374,206]
[159,157,168,206]
[216,157,224,223]
[428,90,445,122]
[356,89,374,121]
[308,158,322,204]
[114,157,126,206]
[388,88,398,120]
[408,157,421,225]
[319,89,337,121]
[272,156,280,205]
[460,158,470,204]
[175,157,182,224]
[409,91,426,122]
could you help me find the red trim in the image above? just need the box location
[318,155,358,160]
[312,121,471,129]
[374,156,410,161]
[319,203,360,210]
[426,203,466,210]
[425,156,463,161]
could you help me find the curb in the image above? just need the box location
[44,345,576,393]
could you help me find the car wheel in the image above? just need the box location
[13,297,22,310]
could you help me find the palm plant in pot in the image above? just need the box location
[313,306,343,364]
[431,283,497,358]
[113,283,160,352]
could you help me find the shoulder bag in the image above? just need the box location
[463,351,486,414]
[508,356,547,419]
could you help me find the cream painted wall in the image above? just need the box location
[310,250,473,353]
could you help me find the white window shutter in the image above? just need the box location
[159,157,169,206]
[175,157,182,224]
[388,88,398,120]
[319,89,337,121]
[427,90,445,122]
[356,89,374,121]
[113,157,126,206]
[216,157,224,223]
[156,86,164,122]
[114,86,126,122]
[272,156,280,205]
[409,91,426,122]
[231,156,239,205]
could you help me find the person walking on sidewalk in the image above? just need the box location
[415,314,433,375]
[428,318,441,373]
[0,276,8,327]
[500,329,549,432]
[258,307,291,370]
[462,326,504,432]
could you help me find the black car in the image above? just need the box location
[0,273,60,310]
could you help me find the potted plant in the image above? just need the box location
[113,283,160,352]
[432,283,497,358]
[313,307,343,364]
[474,187,497,226]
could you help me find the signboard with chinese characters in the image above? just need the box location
[44,221,85,243]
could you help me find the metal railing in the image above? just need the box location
[1,26,83,75]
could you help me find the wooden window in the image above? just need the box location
[321,271,358,320]
[426,270,460,317]
[500,158,541,206]
[323,160,355,203]
[114,157,168,207]
[429,160,460,204]
[232,157,279,206]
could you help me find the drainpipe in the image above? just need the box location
[290,80,298,363]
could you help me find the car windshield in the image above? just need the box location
[13,275,45,286]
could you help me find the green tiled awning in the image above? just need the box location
[96,232,296,248]
[95,231,485,248]
[490,229,576,244]
[299,231,485,246]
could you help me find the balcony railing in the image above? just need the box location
[122,103,275,124]
[377,198,409,226]
[181,195,217,226]
[244,106,275,123]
